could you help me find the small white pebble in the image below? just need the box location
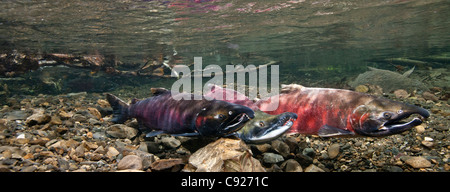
[424,137,433,142]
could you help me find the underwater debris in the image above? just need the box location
[0,51,178,78]
[349,66,429,93]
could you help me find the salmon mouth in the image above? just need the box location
[270,113,297,136]
[243,112,297,144]
[380,114,425,132]
[223,113,251,134]
[358,105,430,137]
[373,109,429,136]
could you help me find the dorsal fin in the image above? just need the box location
[150,87,170,96]
[280,84,304,94]
[402,66,415,77]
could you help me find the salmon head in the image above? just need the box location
[195,100,255,137]
[234,111,298,143]
[349,97,430,137]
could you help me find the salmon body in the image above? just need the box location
[106,89,255,137]
[257,84,430,137]
[205,84,430,137]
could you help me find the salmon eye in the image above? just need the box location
[383,112,392,119]
[259,121,265,127]
[215,114,226,119]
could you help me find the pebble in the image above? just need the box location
[304,164,325,172]
[281,159,303,172]
[25,108,51,125]
[254,143,272,153]
[383,166,403,172]
[92,132,107,140]
[327,143,340,159]
[74,145,85,157]
[421,140,434,148]
[97,99,110,108]
[106,147,120,158]
[160,137,181,149]
[145,141,163,154]
[422,91,439,102]
[393,89,410,99]
[263,153,284,164]
[434,125,449,132]
[271,140,290,157]
[423,137,433,142]
[403,156,432,168]
[150,158,184,172]
[21,166,38,172]
[295,153,313,166]
[87,107,102,120]
[6,110,29,121]
[415,125,426,134]
[284,137,299,153]
[49,115,62,125]
[117,155,143,170]
[106,124,138,139]
[58,110,73,119]
[302,148,315,158]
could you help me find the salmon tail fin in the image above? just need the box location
[105,93,130,124]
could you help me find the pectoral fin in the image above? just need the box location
[145,131,165,137]
[318,125,355,137]
[145,131,200,137]
[170,132,200,137]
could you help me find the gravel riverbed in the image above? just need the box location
[0,90,448,172]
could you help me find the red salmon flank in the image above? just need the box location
[195,116,204,129]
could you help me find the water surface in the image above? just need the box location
[0,0,449,92]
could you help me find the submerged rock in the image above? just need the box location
[402,156,432,168]
[105,124,138,139]
[117,155,143,170]
[263,153,284,164]
[422,91,439,102]
[160,136,181,149]
[327,143,340,159]
[150,158,184,172]
[185,138,265,172]
[349,67,428,93]
[393,89,410,99]
[25,108,51,126]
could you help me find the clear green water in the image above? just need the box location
[0,0,449,94]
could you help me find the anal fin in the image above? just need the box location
[318,125,355,137]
